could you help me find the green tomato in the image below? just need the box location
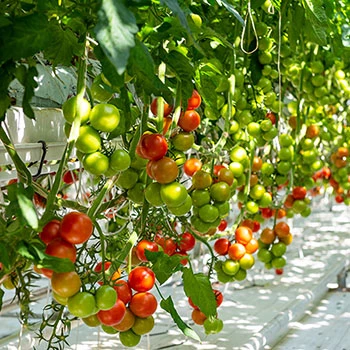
[90,74,114,102]
[160,182,188,207]
[101,324,119,334]
[258,192,273,208]
[214,201,230,218]
[229,162,244,177]
[145,182,164,207]
[191,189,211,207]
[210,182,231,202]
[119,329,141,347]
[222,259,240,276]
[109,149,131,172]
[76,125,101,154]
[257,248,272,263]
[62,96,91,124]
[261,162,274,176]
[247,122,261,137]
[246,201,259,214]
[233,268,247,281]
[82,313,101,327]
[271,257,286,268]
[203,317,224,335]
[128,182,145,204]
[271,242,287,257]
[171,132,195,152]
[230,146,248,163]
[116,168,139,189]
[239,253,255,270]
[89,103,120,133]
[132,316,155,335]
[68,292,96,318]
[83,152,109,176]
[198,204,220,223]
[250,184,266,200]
[168,195,192,216]
[95,285,117,311]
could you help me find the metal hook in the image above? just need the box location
[31,140,48,179]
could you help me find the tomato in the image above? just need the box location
[135,241,159,263]
[260,227,276,244]
[97,299,127,326]
[75,125,101,154]
[94,261,112,285]
[257,248,272,263]
[68,291,96,318]
[60,211,93,245]
[113,308,135,332]
[39,219,61,245]
[191,309,207,325]
[116,168,139,189]
[210,181,231,202]
[144,182,164,207]
[160,182,188,207]
[203,317,223,335]
[214,289,223,307]
[45,237,76,263]
[274,222,290,238]
[245,238,259,254]
[228,242,246,260]
[239,253,255,270]
[305,124,320,139]
[101,324,119,334]
[51,271,81,298]
[214,238,230,255]
[163,238,177,255]
[222,259,240,275]
[191,189,211,207]
[192,170,213,189]
[292,186,307,199]
[217,219,228,231]
[178,232,195,252]
[271,242,287,257]
[82,313,101,327]
[95,285,117,310]
[109,149,131,172]
[150,157,179,184]
[198,204,219,223]
[171,131,195,152]
[113,279,133,305]
[89,103,120,132]
[128,266,155,292]
[132,315,155,335]
[62,170,78,185]
[139,133,168,161]
[90,74,114,102]
[187,90,201,110]
[265,111,276,124]
[83,151,110,176]
[119,329,141,347]
[150,98,173,117]
[218,168,234,186]
[129,292,158,318]
[178,110,201,132]
[52,291,68,305]
[235,226,253,245]
[62,96,91,124]
[163,116,172,134]
[188,297,199,309]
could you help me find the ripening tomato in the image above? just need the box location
[274,222,290,238]
[183,158,202,177]
[60,212,94,245]
[150,157,179,184]
[113,308,136,332]
[97,299,127,326]
[39,219,61,245]
[150,98,173,117]
[51,271,81,298]
[129,292,158,318]
[113,279,133,305]
[178,110,201,132]
[187,90,202,110]
[191,309,207,325]
[128,266,155,292]
[235,226,253,245]
[135,240,159,262]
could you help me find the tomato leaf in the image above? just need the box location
[22,66,38,120]
[95,0,138,75]
[160,296,201,342]
[44,24,84,67]
[0,242,11,270]
[17,186,38,230]
[0,14,51,65]
[216,0,245,26]
[16,240,75,273]
[160,0,191,32]
[145,250,183,285]
[128,39,173,103]
[182,267,217,317]
[114,231,138,269]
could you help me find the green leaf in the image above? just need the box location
[17,241,75,273]
[160,296,201,341]
[251,0,266,9]
[0,61,15,120]
[44,23,84,66]
[22,66,38,120]
[182,267,217,317]
[145,250,183,285]
[160,0,191,32]
[0,14,51,65]
[217,0,245,26]
[0,242,11,269]
[128,39,173,103]
[93,45,125,88]
[0,16,11,28]
[114,231,138,269]
[95,0,138,75]
[271,0,281,11]
[17,185,38,229]
[0,288,4,310]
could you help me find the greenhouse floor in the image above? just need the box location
[1,202,350,350]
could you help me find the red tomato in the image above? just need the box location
[183,158,202,177]
[187,90,201,110]
[128,266,155,292]
[39,219,61,245]
[292,186,307,200]
[135,240,159,262]
[60,212,93,245]
[139,133,168,161]
[178,232,195,252]
[178,110,201,132]
[62,170,78,185]
[113,279,133,305]
[265,111,276,124]
[129,292,158,318]
[97,299,127,326]
[217,219,228,232]
[214,238,231,255]
[45,238,76,262]
[163,238,177,256]
[214,289,223,307]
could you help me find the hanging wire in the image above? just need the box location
[240,1,259,55]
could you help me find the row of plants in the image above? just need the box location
[0,0,349,348]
